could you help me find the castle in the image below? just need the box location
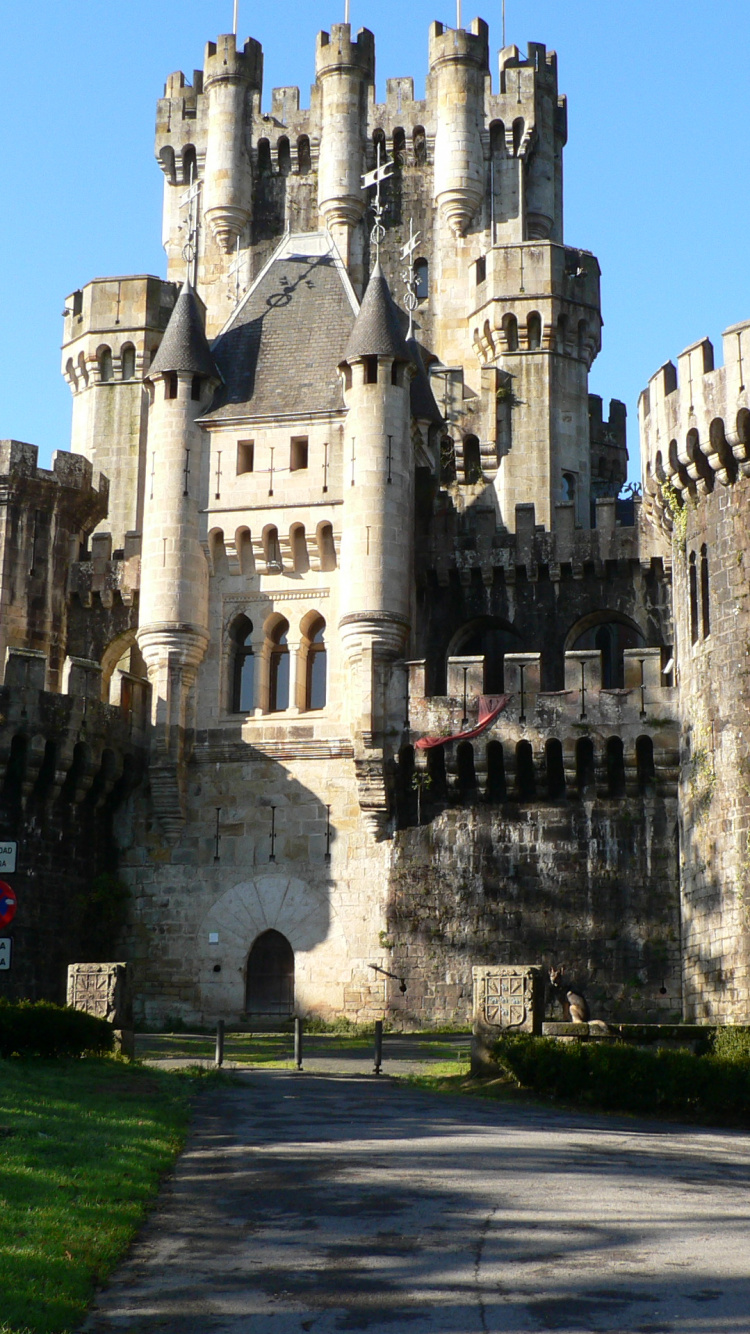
[1,15,747,1026]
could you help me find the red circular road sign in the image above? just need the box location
[0,882,17,929]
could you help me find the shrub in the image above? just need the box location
[492,1034,750,1122]
[711,1026,750,1065]
[0,998,113,1058]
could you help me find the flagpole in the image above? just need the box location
[345,0,350,22]
[232,0,238,36]
[502,0,506,47]
[456,0,461,29]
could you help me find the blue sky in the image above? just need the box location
[3,0,749,483]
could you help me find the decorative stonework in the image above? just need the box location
[472,965,544,1034]
[67,962,133,1027]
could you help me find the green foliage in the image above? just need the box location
[660,479,687,545]
[491,1033,750,1123]
[0,1000,113,1059]
[711,1026,750,1064]
[0,1058,194,1334]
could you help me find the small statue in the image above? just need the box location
[549,966,590,1023]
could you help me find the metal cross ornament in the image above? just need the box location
[401,218,421,337]
[361,140,394,262]
[179,171,202,284]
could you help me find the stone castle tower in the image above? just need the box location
[1,14,746,1024]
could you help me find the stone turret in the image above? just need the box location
[203,34,262,253]
[315,24,375,286]
[338,263,413,746]
[429,18,489,238]
[138,280,221,835]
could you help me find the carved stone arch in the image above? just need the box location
[566,611,646,690]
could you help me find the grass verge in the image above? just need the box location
[0,1057,218,1334]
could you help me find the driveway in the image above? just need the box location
[81,1069,750,1333]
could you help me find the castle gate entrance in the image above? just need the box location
[245,929,294,1016]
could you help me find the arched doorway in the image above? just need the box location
[245,930,294,1016]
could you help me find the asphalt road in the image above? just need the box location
[81,1070,750,1333]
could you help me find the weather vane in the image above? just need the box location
[361,140,394,263]
[401,219,421,338]
[179,163,201,286]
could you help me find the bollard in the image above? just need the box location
[373,1019,383,1076]
[215,1019,225,1068]
[294,1015,303,1070]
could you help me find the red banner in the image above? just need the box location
[414,695,510,750]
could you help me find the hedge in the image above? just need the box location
[0,999,114,1058]
[491,1033,750,1122]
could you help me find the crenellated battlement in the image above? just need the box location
[203,34,263,89]
[419,498,664,587]
[315,24,375,80]
[428,18,490,70]
[68,532,141,610]
[0,440,108,510]
[0,647,148,816]
[640,319,750,531]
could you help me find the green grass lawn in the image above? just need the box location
[0,1058,209,1334]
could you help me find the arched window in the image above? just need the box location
[257,138,272,174]
[577,319,588,360]
[182,145,197,184]
[606,736,626,797]
[576,737,595,794]
[268,620,290,712]
[297,135,311,174]
[393,126,406,165]
[316,522,336,571]
[264,525,282,571]
[545,739,566,799]
[427,746,447,800]
[304,616,327,711]
[277,136,291,175]
[527,312,542,351]
[448,616,522,695]
[483,320,495,357]
[512,117,525,155]
[689,551,699,645]
[700,544,710,638]
[490,119,505,155]
[98,346,113,383]
[413,125,426,165]
[486,741,506,802]
[246,930,294,1016]
[463,435,482,484]
[516,741,536,800]
[230,614,255,713]
[568,614,645,692]
[636,735,655,792]
[291,524,309,573]
[562,471,576,505]
[120,343,136,380]
[414,257,429,302]
[457,742,477,798]
[502,313,519,353]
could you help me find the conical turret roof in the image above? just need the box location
[343,261,410,364]
[149,278,221,381]
[406,337,443,425]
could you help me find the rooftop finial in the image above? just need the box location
[361,139,394,263]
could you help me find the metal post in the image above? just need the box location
[519,662,526,724]
[373,1019,383,1075]
[580,660,587,721]
[215,1019,225,1068]
[294,1016,303,1070]
[461,665,469,730]
[639,658,647,718]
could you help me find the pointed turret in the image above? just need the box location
[148,279,221,382]
[343,261,410,366]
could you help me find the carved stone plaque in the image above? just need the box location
[472,965,543,1034]
[67,962,132,1027]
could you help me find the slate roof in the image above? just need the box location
[343,260,410,364]
[407,338,443,426]
[204,241,358,422]
[149,279,220,380]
